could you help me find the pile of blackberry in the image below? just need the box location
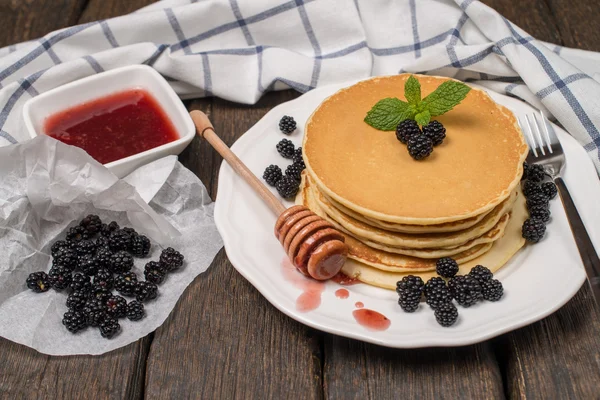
[520,162,557,243]
[25,214,185,339]
[262,116,305,199]
[395,119,446,160]
[396,257,503,327]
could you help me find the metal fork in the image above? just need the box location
[519,112,600,307]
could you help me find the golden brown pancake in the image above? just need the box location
[303,74,528,224]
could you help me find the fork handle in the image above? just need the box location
[555,177,600,303]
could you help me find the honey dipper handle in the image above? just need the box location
[190,110,287,216]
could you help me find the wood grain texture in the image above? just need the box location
[545,0,600,51]
[0,0,86,48]
[0,336,150,400]
[77,0,159,24]
[324,334,504,399]
[144,91,322,400]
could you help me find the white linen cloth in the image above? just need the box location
[1,0,600,171]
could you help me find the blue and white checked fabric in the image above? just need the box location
[2,0,600,172]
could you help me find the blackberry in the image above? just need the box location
[69,273,92,293]
[275,175,300,199]
[99,317,120,339]
[127,301,145,321]
[521,162,529,181]
[424,277,451,310]
[122,227,138,237]
[407,134,433,160]
[93,268,114,290]
[114,272,138,297]
[83,299,107,327]
[422,120,446,146]
[48,265,72,291]
[108,230,132,252]
[285,163,303,182]
[395,119,421,144]
[448,275,482,307]
[522,180,542,198]
[100,221,120,237]
[279,115,297,134]
[135,281,158,302]
[110,251,134,274]
[468,265,493,284]
[66,225,90,242]
[481,279,504,301]
[526,192,549,209]
[541,182,557,199]
[525,164,546,182]
[396,275,424,312]
[436,257,459,278]
[95,235,109,249]
[78,254,100,276]
[90,285,112,303]
[522,218,546,243]
[144,261,167,285]
[66,290,88,311]
[62,310,88,333]
[528,205,551,223]
[130,235,151,257]
[263,165,282,187]
[106,295,127,318]
[434,302,459,327]
[293,147,305,168]
[75,239,96,256]
[51,240,70,257]
[26,271,51,293]
[159,248,184,272]
[95,246,113,269]
[276,139,295,159]
[52,247,77,270]
[80,214,102,234]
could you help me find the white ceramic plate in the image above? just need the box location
[214,80,597,348]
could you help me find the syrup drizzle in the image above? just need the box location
[335,288,349,299]
[352,309,391,331]
[281,258,325,312]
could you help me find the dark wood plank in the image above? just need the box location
[78,0,160,24]
[0,0,86,48]
[0,336,151,400]
[495,287,600,399]
[545,0,600,52]
[482,0,562,44]
[325,338,504,399]
[145,91,322,399]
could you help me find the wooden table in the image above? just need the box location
[1,1,599,398]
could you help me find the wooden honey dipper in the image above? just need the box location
[190,110,348,280]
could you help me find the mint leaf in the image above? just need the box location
[415,110,431,126]
[421,81,471,116]
[364,98,413,131]
[404,75,421,105]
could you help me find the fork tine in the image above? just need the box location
[519,116,538,157]
[539,110,560,148]
[538,111,553,154]
[527,114,545,156]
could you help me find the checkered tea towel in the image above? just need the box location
[2,0,600,171]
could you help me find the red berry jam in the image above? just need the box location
[44,88,179,164]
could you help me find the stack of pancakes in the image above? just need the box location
[297,75,529,290]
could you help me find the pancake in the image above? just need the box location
[339,188,528,289]
[296,174,519,271]
[309,173,517,249]
[322,190,494,233]
[303,74,528,225]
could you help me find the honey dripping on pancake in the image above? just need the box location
[331,272,361,285]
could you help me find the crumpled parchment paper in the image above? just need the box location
[0,135,223,355]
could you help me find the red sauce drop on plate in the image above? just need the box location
[335,288,349,299]
[355,302,364,308]
[44,88,179,164]
[331,272,361,286]
[352,309,391,331]
[281,258,325,312]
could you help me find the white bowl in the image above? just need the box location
[22,65,195,178]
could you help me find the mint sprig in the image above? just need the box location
[364,75,471,131]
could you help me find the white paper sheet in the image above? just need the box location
[0,136,223,355]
